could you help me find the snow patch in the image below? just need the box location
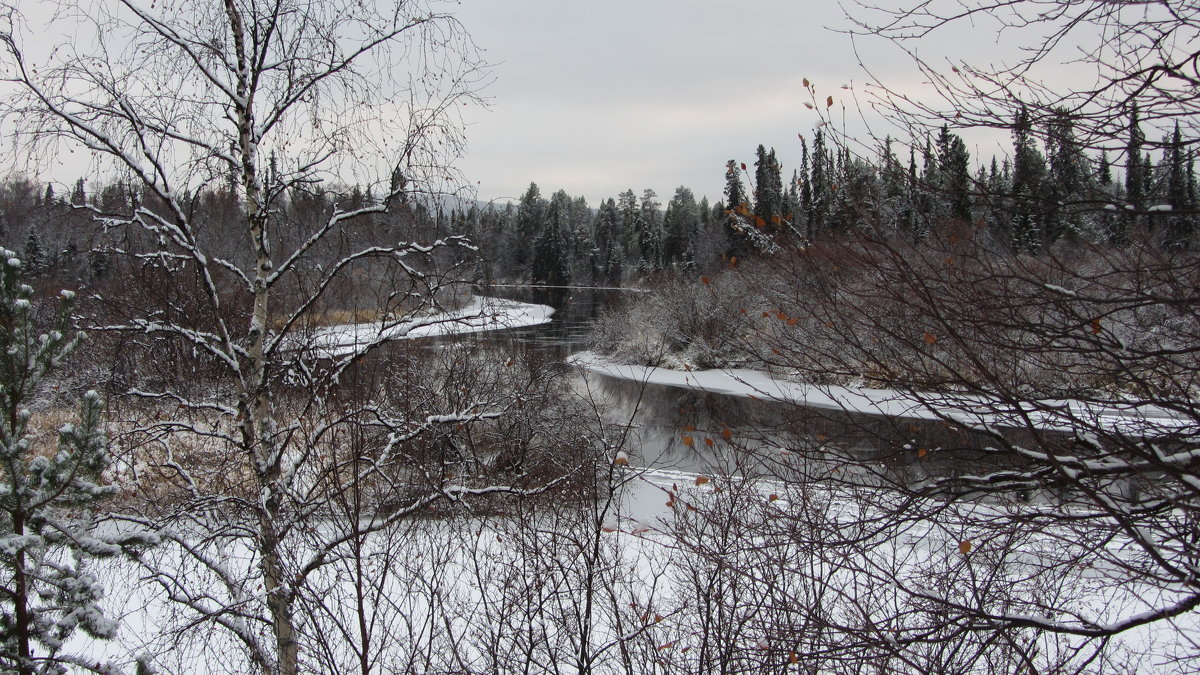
[570,351,1190,435]
[309,296,554,357]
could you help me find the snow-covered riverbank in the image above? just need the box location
[569,351,1188,435]
[311,296,555,356]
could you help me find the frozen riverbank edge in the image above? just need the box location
[311,295,555,356]
[569,351,1188,435]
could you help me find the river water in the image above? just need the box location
[471,285,1040,499]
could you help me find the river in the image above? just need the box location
[471,285,1045,501]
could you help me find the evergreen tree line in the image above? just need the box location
[458,183,732,287]
[465,107,1199,290]
[0,174,451,297]
[4,106,1195,300]
[728,109,1199,256]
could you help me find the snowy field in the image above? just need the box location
[74,466,1196,673]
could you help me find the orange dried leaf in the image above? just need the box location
[789,651,799,664]
[827,95,834,107]
[701,276,710,285]
[722,427,732,440]
[684,424,695,432]
[804,102,814,110]
[682,435,695,447]
[1091,318,1102,334]
[786,318,798,326]
[704,437,714,446]
[917,448,928,458]
[802,77,810,88]
[769,493,779,502]
[924,332,938,344]
[694,476,710,486]
[740,162,747,171]
[959,539,972,554]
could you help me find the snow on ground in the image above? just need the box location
[569,351,1190,435]
[74,471,1190,674]
[310,296,554,357]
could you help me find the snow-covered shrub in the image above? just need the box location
[589,272,757,370]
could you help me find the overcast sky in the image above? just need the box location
[10,1,1042,204]
[452,1,920,206]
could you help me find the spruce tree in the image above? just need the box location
[799,138,812,238]
[1117,104,1146,245]
[69,179,86,207]
[1044,109,1088,244]
[0,252,138,675]
[592,198,623,286]
[936,125,972,224]
[753,145,784,232]
[531,195,570,286]
[663,186,700,268]
[515,182,545,273]
[20,234,42,278]
[984,156,1010,235]
[904,146,920,239]
[723,160,747,212]
[1165,122,1193,250]
[637,189,664,271]
[1011,108,1047,252]
[784,170,802,235]
[723,161,753,259]
[880,137,906,226]
[1098,150,1112,185]
[617,189,640,261]
[809,130,831,238]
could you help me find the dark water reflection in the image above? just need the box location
[474,285,634,354]
[584,369,1046,497]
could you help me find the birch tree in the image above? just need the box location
[0,2,545,673]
